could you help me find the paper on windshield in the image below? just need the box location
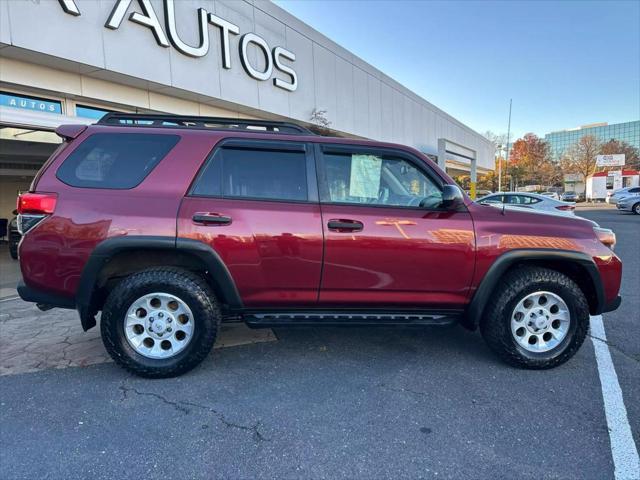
[349,154,382,198]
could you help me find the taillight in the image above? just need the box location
[594,227,616,250]
[17,192,57,214]
[555,204,575,211]
[16,192,57,234]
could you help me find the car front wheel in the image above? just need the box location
[633,201,640,215]
[480,266,589,369]
[101,267,220,378]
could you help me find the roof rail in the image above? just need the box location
[97,113,314,135]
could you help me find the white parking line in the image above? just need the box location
[590,315,640,480]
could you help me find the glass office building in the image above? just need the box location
[545,121,640,159]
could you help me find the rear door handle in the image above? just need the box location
[192,213,232,226]
[327,219,363,232]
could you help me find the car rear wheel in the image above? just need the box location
[101,267,220,378]
[480,266,589,369]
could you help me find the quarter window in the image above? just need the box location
[191,146,308,201]
[321,151,442,208]
[56,133,179,189]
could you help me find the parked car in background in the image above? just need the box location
[16,113,621,378]
[616,192,640,215]
[607,186,640,204]
[8,211,20,259]
[561,191,579,202]
[477,192,576,215]
[541,192,560,200]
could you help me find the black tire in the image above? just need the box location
[101,267,220,378]
[633,202,640,215]
[9,244,18,260]
[480,266,589,369]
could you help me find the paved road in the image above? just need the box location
[0,208,637,479]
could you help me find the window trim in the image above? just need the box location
[55,132,180,190]
[315,143,449,211]
[187,138,319,204]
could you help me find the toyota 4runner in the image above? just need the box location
[16,114,622,377]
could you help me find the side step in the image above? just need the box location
[243,311,461,328]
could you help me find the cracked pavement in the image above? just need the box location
[0,209,637,479]
[0,303,276,376]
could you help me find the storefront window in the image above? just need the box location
[75,105,112,120]
[0,91,62,114]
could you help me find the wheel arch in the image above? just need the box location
[464,249,605,330]
[76,236,242,331]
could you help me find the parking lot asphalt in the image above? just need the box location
[0,208,638,480]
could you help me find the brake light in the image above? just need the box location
[17,193,57,214]
[16,193,57,235]
[555,205,575,211]
[594,227,616,250]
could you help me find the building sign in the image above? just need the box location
[596,154,625,167]
[0,91,63,114]
[57,0,298,92]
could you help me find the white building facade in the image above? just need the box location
[0,0,494,220]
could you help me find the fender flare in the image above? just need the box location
[76,236,242,331]
[464,249,605,329]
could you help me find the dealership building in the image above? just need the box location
[0,0,495,222]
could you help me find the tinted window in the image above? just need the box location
[56,133,179,189]
[191,147,308,201]
[322,151,442,208]
[506,195,540,205]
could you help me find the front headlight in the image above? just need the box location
[594,227,616,250]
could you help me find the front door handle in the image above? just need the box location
[192,213,232,226]
[327,219,364,232]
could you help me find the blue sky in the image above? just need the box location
[274,0,640,140]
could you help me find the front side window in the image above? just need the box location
[56,133,179,189]
[191,146,308,201]
[321,151,442,208]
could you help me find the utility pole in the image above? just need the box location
[503,99,512,192]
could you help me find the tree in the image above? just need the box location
[508,133,552,186]
[309,108,332,135]
[599,139,640,171]
[563,135,600,181]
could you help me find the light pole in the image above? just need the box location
[497,144,505,192]
[505,99,512,191]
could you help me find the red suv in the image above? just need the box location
[16,114,622,377]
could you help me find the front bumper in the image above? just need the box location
[603,295,622,313]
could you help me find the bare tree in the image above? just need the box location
[564,135,600,181]
[309,108,332,135]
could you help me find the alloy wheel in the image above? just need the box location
[123,292,194,359]
[510,291,570,353]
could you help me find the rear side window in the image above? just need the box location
[191,146,308,201]
[56,133,179,189]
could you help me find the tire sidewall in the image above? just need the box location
[102,274,218,373]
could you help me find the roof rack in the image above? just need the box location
[97,113,314,135]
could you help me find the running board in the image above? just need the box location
[243,311,461,328]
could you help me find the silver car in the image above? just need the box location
[616,193,640,215]
[477,192,576,215]
[607,186,640,204]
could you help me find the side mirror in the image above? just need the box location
[12,209,18,216]
[441,184,465,210]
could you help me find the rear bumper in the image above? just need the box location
[17,281,75,309]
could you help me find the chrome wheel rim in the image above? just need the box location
[634,203,640,214]
[510,291,570,353]
[123,292,194,359]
